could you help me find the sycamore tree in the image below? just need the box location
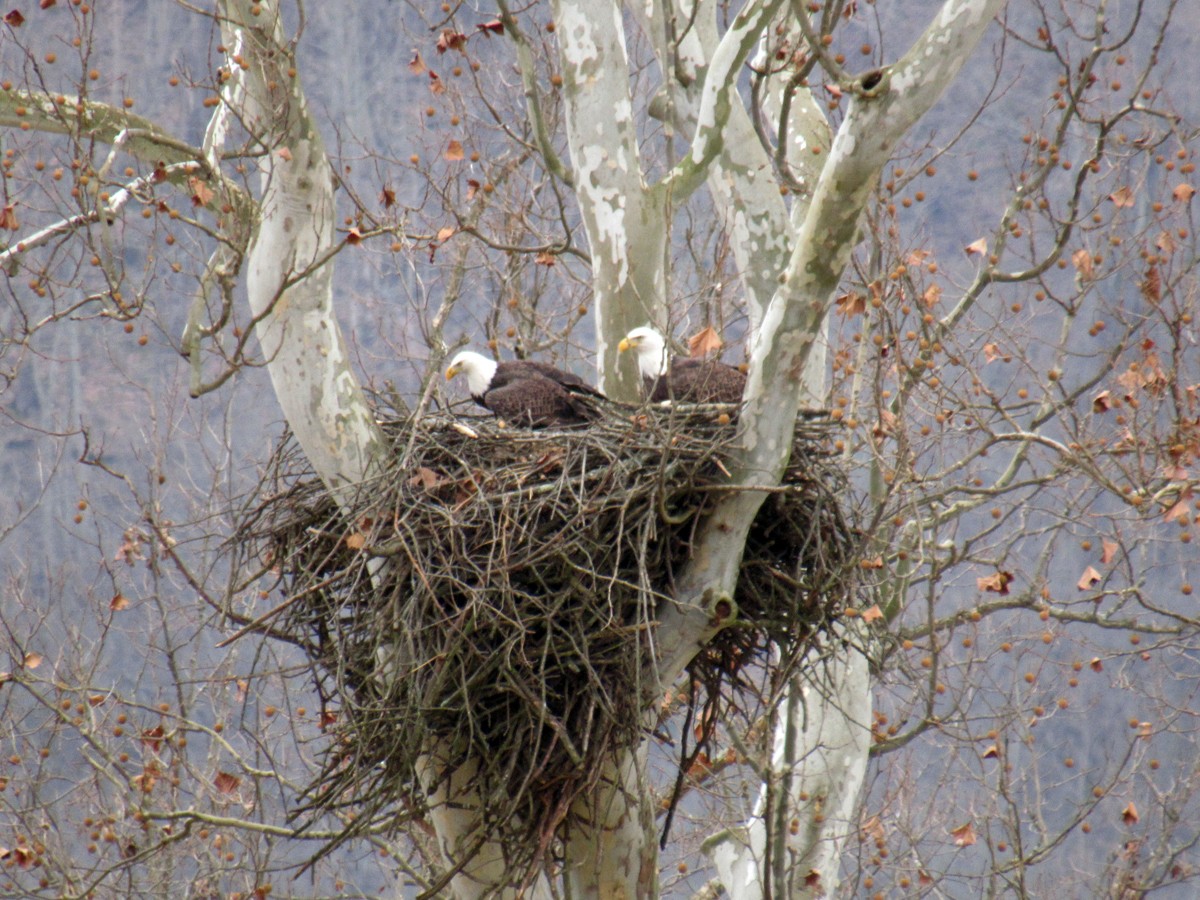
[1,0,1198,898]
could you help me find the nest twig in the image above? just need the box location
[229,399,858,881]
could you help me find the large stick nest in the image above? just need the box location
[231,399,857,876]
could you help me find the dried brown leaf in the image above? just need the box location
[408,467,442,490]
[835,292,867,316]
[686,751,711,777]
[1108,186,1135,207]
[983,342,1010,363]
[1141,264,1161,303]
[688,325,723,358]
[977,571,1013,595]
[1077,566,1102,591]
[950,821,978,847]
[1072,248,1094,280]
[861,816,885,841]
[1162,489,1193,524]
[437,30,467,53]
[188,176,214,208]
[141,725,165,752]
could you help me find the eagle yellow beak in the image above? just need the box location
[445,364,460,381]
[617,337,633,353]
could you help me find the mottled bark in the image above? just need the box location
[707,629,872,899]
[652,1,1010,894]
[216,0,383,501]
[549,0,665,399]
[638,0,812,329]
[563,749,657,898]
[656,0,1010,715]
[537,0,1008,895]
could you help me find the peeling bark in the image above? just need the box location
[531,0,1011,894]
[563,749,657,899]
[638,0,808,330]
[216,0,383,500]
[653,0,1010,894]
[656,0,1009,704]
[707,629,872,898]
[549,0,666,399]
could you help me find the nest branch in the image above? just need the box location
[228,400,860,879]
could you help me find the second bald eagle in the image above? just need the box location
[446,350,603,427]
[618,325,746,404]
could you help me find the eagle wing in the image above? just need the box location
[483,371,592,427]
[654,359,746,404]
[509,360,606,398]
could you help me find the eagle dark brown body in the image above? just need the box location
[447,352,603,428]
[646,357,746,404]
[620,325,746,404]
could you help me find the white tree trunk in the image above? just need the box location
[563,748,657,898]
[653,0,1009,894]
[216,0,383,501]
[549,0,666,399]
[637,0,814,329]
[221,7,530,898]
[530,0,1010,893]
[414,754,554,900]
[707,629,872,898]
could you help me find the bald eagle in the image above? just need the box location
[446,350,603,427]
[618,325,746,404]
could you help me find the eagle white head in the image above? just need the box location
[446,350,498,397]
[617,325,668,378]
